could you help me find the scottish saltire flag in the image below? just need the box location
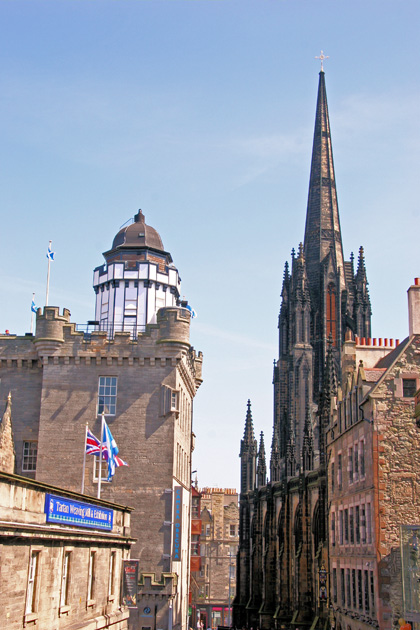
[86,428,128,468]
[185,304,197,319]
[46,244,55,260]
[102,419,123,481]
[31,299,37,313]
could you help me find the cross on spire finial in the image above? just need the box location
[315,50,329,71]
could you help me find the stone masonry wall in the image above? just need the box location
[373,336,420,628]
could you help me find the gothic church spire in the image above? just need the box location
[257,432,267,488]
[240,400,257,493]
[303,71,345,297]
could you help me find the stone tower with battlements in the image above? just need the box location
[0,211,203,630]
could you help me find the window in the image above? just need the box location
[108,551,116,599]
[355,506,360,544]
[339,510,344,545]
[349,507,354,545]
[331,512,336,546]
[97,377,117,415]
[326,283,337,346]
[26,551,40,614]
[200,544,207,556]
[333,568,337,603]
[358,569,363,610]
[366,502,372,543]
[354,443,359,480]
[344,509,349,544]
[370,570,375,613]
[403,378,417,398]
[171,391,179,411]
[346,568,351,608]
[352,569,356,609]
[191,535,200,556]
[364,570,370,612]
[338,453,342,490]
[230,524,236,537]
[93,456,111,483]
[192,497,200,519]
[87,551,96,603]
[60,550,71,609]
[348,447,353,484]
[331,462,335,494]
[361,505,366,544]
[340,568,345,606]
[22,441,38,472]
[360,440,365,477]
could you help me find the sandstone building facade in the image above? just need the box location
[0,210,203,630]
[192,488,239,630]
[327,281,420,630]
[234,70,420,630]
[0,396,135,630]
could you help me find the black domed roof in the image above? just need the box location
[111,210,164,252]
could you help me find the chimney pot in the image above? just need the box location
[408,280,420,336]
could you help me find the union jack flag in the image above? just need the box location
[86,428,128,468]
[86,428,101,455]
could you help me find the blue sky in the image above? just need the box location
[0,1,419,489]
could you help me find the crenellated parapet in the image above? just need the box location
[157,306,191,348]
[34,306,71,355]
[0,306,202,390]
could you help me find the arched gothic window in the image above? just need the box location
[294,503,303,557]
[326,283,337,346]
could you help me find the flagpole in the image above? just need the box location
[30,293,35,334]
[97,412,105,499]
[81,423,88,494]
[46,240,52,306]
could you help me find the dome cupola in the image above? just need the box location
[110,210,165,254]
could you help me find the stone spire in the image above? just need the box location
[303,70,345,298]
[285,419,296,478]
[240,399,257,454]
[270,424,281,483]
[256,432,267,488]
[354,246,372,339]
[0,393,15,474]
[302,401,314,472]
[240,400,257,493]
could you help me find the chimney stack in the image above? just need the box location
[408,278,420,337]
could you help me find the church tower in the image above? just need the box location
[274,69,372,476]
[235,66,374,630]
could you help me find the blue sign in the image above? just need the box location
[172,486,183,561]
[45,494,113,531]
